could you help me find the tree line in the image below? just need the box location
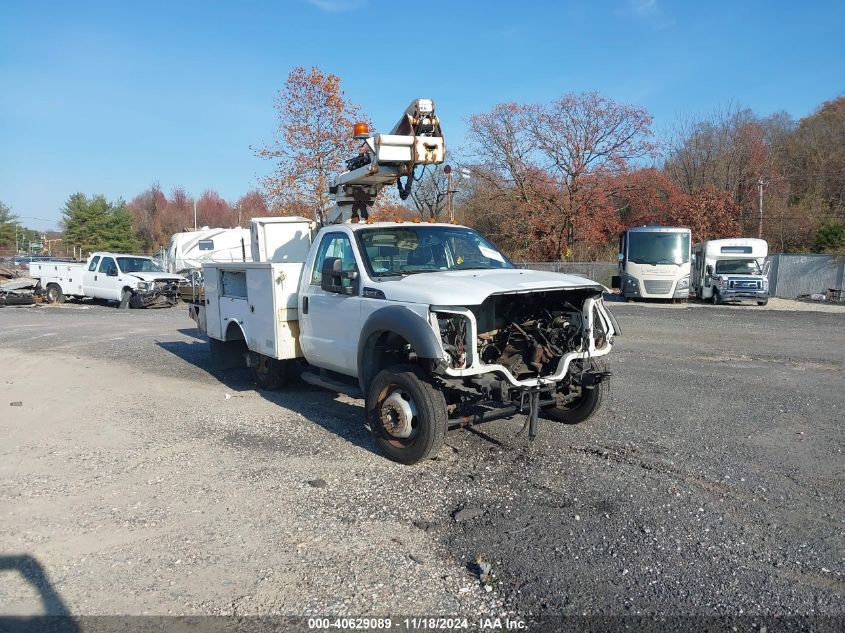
[260,67,845,259]
[4,66,842,259]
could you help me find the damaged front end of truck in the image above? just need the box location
[431,285,620,436]
[129,278,181,308]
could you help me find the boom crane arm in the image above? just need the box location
[323,98,445,224]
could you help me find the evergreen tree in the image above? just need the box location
[0,201,18,247]
[62,193,141,253]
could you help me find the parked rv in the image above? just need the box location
[691,238,769,305]
[614,225,692,301]
[166,227,252,274]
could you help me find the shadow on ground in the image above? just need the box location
[0,554,79,632]
[156,339,382,459]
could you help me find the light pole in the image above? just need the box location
[443,165,472,223]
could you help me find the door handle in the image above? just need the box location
[302,296,309,314]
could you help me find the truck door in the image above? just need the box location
[299,232,362,377]
[91,256,121,300]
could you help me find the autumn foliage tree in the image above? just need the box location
[128,183,167,252]
[236,190,269,225]
[465,93,655,259]
[258,66,367,217]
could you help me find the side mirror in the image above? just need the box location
[617,252,624,262]
[320,257,358,294]
[107,269,118,277]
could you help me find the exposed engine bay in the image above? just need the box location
[437,289,609,380]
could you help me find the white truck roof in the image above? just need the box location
[696,238,768,260]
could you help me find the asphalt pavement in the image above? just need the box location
[0,299,842,630]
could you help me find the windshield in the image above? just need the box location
[627,231,690,265]
[357,226,513,277]
[715,259,762,275]
[117,257,164,273]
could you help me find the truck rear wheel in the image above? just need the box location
[366,364,447,465]
[542,361,607,425]
[45,284,65,304]
[255,355,286,390]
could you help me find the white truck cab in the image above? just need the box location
[30,252,185,308]
[691,238,769,305]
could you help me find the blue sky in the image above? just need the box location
[1,0,842,232]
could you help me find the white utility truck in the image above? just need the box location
[691,238,769,305]
[30,252,185,308]
[614,225,692,301]
[189,99,620,464]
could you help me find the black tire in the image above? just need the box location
[255,355,287,390]
[119,289,132,310]
[46,284,65,304]
[542,361,607,425]
[129,294,145,309]
[366,364,447,465]
[0,294,36,306]
[757,300,768,306]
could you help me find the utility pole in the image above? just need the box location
[757,177,766,239]
[193,199,198,231]
[444,165,453,222]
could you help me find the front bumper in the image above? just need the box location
[136,281,180,306]
[719,289,769,302]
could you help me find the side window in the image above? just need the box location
[88,256,100,272]
[311,233,357,286]
[198,239,214,251]
[221,270,247,298]
[98,257,116,275]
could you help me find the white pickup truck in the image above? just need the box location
[30,252,185,309]
[191,217,620,464]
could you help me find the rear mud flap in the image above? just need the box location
[209,338,248,370]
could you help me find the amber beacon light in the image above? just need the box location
[353,122,370,138]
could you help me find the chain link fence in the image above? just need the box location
[515,261,618,287]
[768,254,845,299]
[518,256,845,300]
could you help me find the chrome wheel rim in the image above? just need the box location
[379,388,418,440]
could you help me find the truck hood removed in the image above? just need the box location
[378,268,604,305]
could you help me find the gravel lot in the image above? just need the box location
[1,299,843,629]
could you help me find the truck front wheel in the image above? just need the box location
[542,362,607,425]
[366,364,447,465]
[119,289,132,310]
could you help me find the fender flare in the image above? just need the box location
[224,320,247,342]
[357,305,444,389]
